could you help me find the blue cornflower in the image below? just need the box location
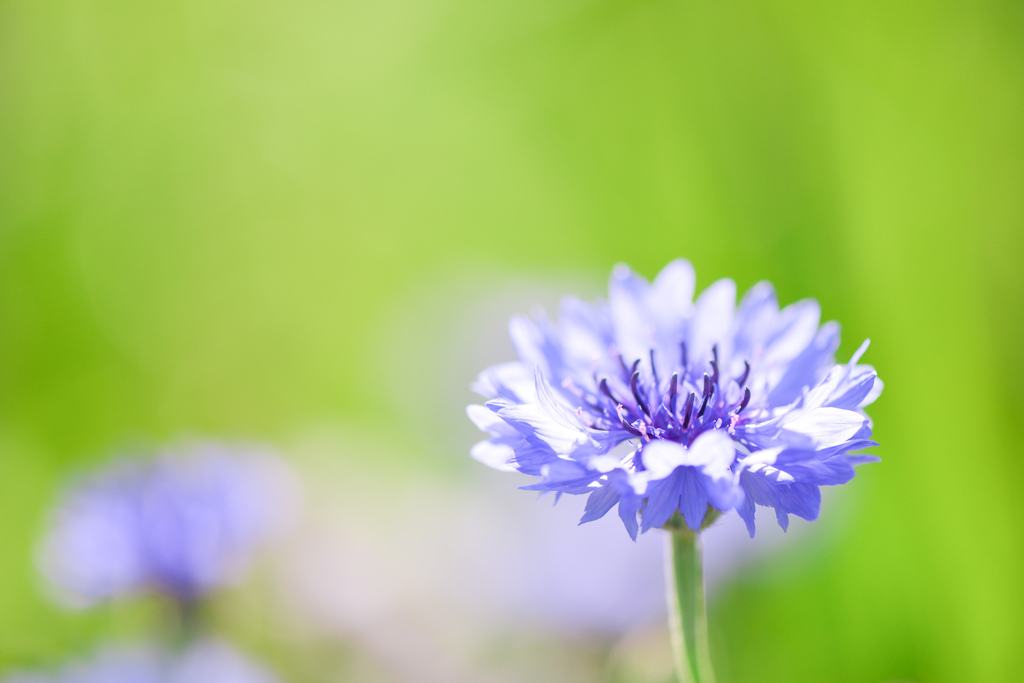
[468,260,882,539]
[39,443,292,607]
[2,640,280,683]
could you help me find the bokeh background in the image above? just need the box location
[2,0,1023,681]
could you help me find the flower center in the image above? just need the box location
[563,343,752,452]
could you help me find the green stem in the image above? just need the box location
[167,596,203,648]
[665,524,715,683]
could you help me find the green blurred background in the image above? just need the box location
[2,0,1023,681]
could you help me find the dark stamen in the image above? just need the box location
[696,374,712,419]
[682,392,695,429]
[710,345,720,385]
[620,416,643,436]
[696,393,710,419]
[668,373,679,415]
[680,342,688,369]
[599,378,621,405]
[618,354,630,377]
[735,387,751,414]
[649,349,660,389]
[630,371,650,416]
[737,360,751,387]
[616,405,643,436]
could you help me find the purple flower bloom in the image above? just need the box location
[3,640,280,683]
[39,443,294,606]
[468,260,882,539]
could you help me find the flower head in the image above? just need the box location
[468,260,882,539]
[2,640,280,683]
[39,442,294,606]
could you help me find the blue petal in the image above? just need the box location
[827,370,879,410]
[680,468,709,531]
[580,481,619,524]
[641,431,736,478]
[826,439,878,455]
[775,506,790,531]
[610,470,646,540]
[641,469,685,532]
[618,491,641,541]
[649,260,696,360]
[859,376,884,408]
[787,483,822,522]
[508,438,559,475]
[490,396,598,459]
[702,472,745,511]
[687,431,738,475]
[558,296,614,366]
[767,321,839,406]
[732,281,779,356]
[650,259,696,310]
[609,263,655,362]
[638,440,689,480]
[467,405,521,469]
[510,314,567,381]
[472,362,535,402]
[740,467,822,532]
[761,299,821,364]
[771,450,856,485]
[520,459,602,494]
[688,279,736,363]
[470,439,516,471]
[736,491,757,538]
[781,407,867,449]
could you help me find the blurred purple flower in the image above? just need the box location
[39,443,295,607]
[468,260,882,538]
[3,640,279,683]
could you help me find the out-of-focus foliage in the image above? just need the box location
[1,0,1022,681]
